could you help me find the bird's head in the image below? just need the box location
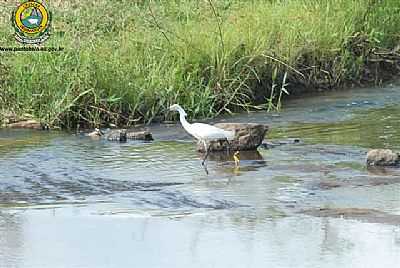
[169,104,187,116]
[169,104,181,111]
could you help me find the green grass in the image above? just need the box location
[0,0,399,128]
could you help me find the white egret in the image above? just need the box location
[169,104,238,167]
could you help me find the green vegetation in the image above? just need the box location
[1,0,399,128]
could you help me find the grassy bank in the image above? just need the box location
[1,0,399,128]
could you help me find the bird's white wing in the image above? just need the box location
[188,123,235,141]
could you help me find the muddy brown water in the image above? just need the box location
[1,84,400,267]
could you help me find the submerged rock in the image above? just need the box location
[260,138,301,149]
[302,207,400,226]
[197,123,269,152]
[366,149,400,166]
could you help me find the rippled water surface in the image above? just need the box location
[1,85,400,268]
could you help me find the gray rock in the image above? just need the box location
[126,130,153,141]
[86,128,153,142]
[105,129,127,142]
[366,149,400,166]
[197,123,269,152]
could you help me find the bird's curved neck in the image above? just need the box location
[179,111,191,131]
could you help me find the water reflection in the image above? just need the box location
[366,166,400,176]
[0,211,23,268]
[203,150,266,176]
[206,150,264,162]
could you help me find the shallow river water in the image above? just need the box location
[1,84,400,268]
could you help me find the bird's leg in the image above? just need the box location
[226,139,231,155]
[201,141,211,175]
[201,141,207,166]
[203,165,209,175]
[202,141,211,166]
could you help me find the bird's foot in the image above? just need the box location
[203,166,209,175]
[233,151,240,167]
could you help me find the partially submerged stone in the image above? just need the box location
[86,128,154,142]
[197,123,269,152]
[366,149,399,166]
[105,129,127,142]
[126,130,153,141]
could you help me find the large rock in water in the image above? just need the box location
[197,123,268,152]
[366,149,400,166]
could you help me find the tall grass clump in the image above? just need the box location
[0,0,399,128]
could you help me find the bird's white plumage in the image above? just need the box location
[169,104,236,168]
[186,123,234,141]
[169,104,235,142]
